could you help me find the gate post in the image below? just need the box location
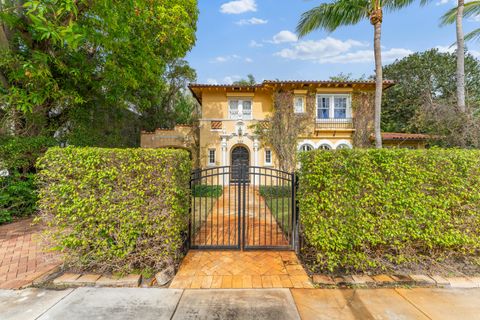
[293,172,300,254]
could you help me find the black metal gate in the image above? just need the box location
[189,165,298,251]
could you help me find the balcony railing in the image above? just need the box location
[315,118,355,130]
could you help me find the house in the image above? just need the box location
[141,80,399,171]
[379,132,430,149]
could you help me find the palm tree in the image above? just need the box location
[422,0,478,113]
[297,0,415,148]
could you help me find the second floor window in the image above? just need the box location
[229,99,253,120]
[316,94,351,120]
[294,96,305,113]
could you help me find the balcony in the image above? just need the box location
[315,118,355,131]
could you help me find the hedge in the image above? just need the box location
[36,147,191,273]
[298,148,480,273]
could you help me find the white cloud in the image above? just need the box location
[220,0,257,14]
[435,45,455,53]
[249,40,263,47]
[223,75,241,84]
[210,54,253,64]
[207,78,218,85]
[470,50,480,58]
[274,37,412,64]
[270,30,298,44]
[236,17,268,25]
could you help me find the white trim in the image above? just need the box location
[298,140,315,151]
[334,140,353,149]
[228,98,253,120]
[315,94,352,120]
[316,140,334,150]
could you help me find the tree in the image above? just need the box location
[253,91,309,172]
[297,0,416,148]
[382,49,480,147]
[0,0,199,146]
[422,0,471,114]
[233,74,256,85]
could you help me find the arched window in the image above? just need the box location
[299,144,314,152]
[336,144,352,150]
[318,144,332,150]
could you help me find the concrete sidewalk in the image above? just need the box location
[1,287,480,320]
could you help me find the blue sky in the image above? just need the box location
[186,0,480,84]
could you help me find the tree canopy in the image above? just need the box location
[0,0,199,146]
[382,49,480,147]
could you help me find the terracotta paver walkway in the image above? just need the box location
[170,250,313,289]
[193,186,289,247]
[0,218,61,289]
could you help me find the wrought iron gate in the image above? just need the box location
[189,165,298,250]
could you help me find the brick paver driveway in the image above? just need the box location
[0,218,61,289]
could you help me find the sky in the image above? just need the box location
[186,0,480,84]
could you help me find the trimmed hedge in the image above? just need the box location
[36,147,191,273]
[299,149,480,273]
[192,185,223,198]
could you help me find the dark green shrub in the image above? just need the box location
[36,147,191,273]
[299,148,480,273]
[0,173,37,224]
[0,136,56,173]
[0,136,56,223]
[259,186,291,198]
[192,185,223,198]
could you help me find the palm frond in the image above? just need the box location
[465,28,480,42]
[296,0,369,37]
[383,0,417,12]
[440,0,480,26]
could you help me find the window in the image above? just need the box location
[265,149,272,165]
[229,99,253,120]
[316,94,351,120]
[208,149,216,165]
[294,96,305,113]
[334,97,347,119]
[318,144,332,150]
[336,143,351,150]
[299,144,314,152]
[317,97,330,119]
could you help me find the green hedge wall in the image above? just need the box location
[298,149,480,273]
[36,147,191,273]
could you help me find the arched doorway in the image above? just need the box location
[231,145,249,182]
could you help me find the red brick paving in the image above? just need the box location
[0,218,61,289]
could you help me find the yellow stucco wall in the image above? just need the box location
[195,86,363,169]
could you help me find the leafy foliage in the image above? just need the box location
[253,91,309,171]
[0,136,56,224]
[299,149,480,273]
[36,147,191,273]
[0,173,37,224]
[259,186,291,198]
[192,185,223,198]
[382,49,480,147]
[0,0,198,144]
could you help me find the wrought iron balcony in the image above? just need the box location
[315,118,355,130]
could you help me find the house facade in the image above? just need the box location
[142,80,433,172]
[187,80,394,170]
